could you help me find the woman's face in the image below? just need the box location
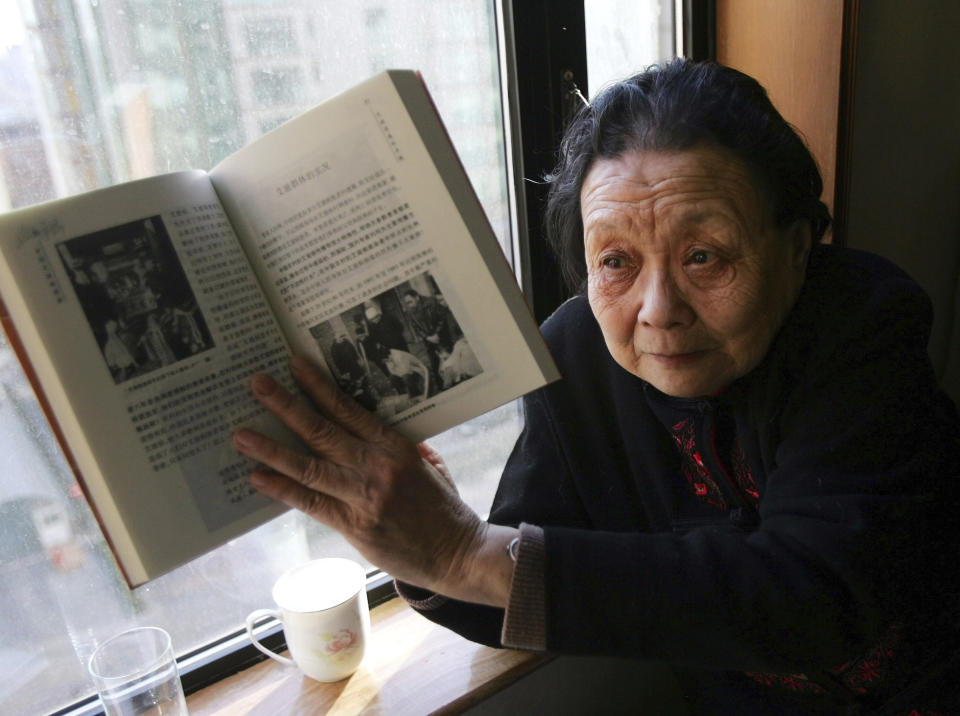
[581,147,810,397]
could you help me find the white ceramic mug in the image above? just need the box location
[245,557,370,682]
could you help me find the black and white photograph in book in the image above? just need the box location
[55,216,214,384]
[310,272,482,418]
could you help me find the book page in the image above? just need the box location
[0,172,295,586]
[210,70,558,442]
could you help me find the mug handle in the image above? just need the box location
[245,608,296,667]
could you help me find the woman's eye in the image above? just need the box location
[601,255,625,269]
[688,250,716,265]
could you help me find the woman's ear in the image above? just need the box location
[790,220,813,269]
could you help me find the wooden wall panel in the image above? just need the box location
[715,0,844,223]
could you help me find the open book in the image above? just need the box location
[0,70,558,588]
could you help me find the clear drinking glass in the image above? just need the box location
[87,626,188,716]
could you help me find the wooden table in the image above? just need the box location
[186,598,548,715]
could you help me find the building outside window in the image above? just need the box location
[0,1,673,713]
[250,66,305,106]
[244,16,296,57]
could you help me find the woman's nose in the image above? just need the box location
[635,272,694,329]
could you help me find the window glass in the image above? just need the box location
[584,0,676,96]
[245,17,296,57]
[0,1,518,713]
[251,66,305,106]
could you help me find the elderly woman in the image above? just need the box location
[233,59,960,713]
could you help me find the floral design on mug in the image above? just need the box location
[321,628,357,660]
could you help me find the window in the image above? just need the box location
[244,17,296,57]
[0,1,678,713]
[0,2,517,713]
[250,66,305,106]
[584,0,675,93]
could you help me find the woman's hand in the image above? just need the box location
[232,356,515,606]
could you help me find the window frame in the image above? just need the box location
[49,1,564,711]
[680,0,717,62]
[500,0,587,325]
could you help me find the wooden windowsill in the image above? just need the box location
[185,598,548,715]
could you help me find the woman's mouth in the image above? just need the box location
[646,350,707,367]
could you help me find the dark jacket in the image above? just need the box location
[409,246,960,713]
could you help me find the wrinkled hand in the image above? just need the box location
[232,356,512,605]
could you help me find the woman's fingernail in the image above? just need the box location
[251,373,276,396]
[233,429,254,448]
[290,355,307,374]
